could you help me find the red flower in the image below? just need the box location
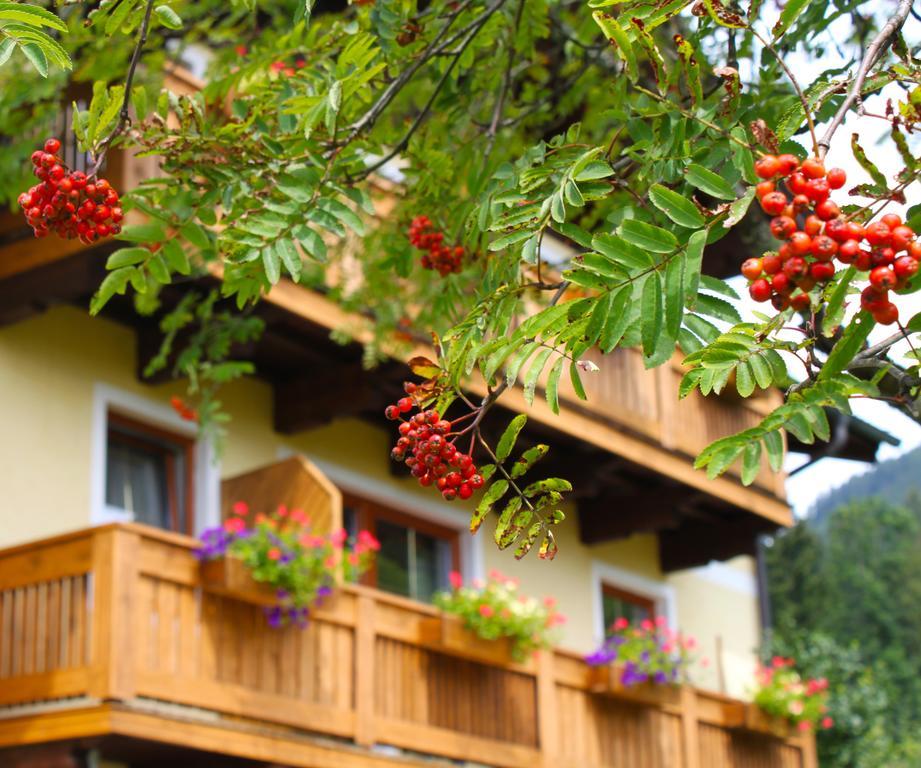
[223,516,245,534]
[478,604,494,618]
[231,501,249,516]
[821,717,834,729]
[449,570,463,589]
[267,547,281,561]
[612,617,630,632]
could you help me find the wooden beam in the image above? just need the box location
[577,491,687,544]
[658,515,776,572]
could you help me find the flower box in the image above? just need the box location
[200,556,279,607]
[418,614,516,666]
[587,663,682,708]
[725,702,796,740]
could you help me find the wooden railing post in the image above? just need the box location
[88,526,139,701]
[679,686,701,768]
[799,732,819,768]
[354,592,376,747]
[536,650,559,766]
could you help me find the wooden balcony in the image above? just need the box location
[0,524,814,767]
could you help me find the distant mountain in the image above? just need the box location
[808,445,921,527]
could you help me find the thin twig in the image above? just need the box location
[816,0,914,156]
[90,0,156,176]
[750,28,819,157]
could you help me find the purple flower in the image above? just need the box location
[585,647,617,666]
[265,606,283,628]
[276,588,290,600]
[654,670,668,685]
[317,584,333,598]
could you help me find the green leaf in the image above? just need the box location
[741,441,762,486]
[522,477,572,497]
[106,247,150,269]
[685,163,736,200]
[154,5,183,29]
[735,360,755,397]
[523,347,553,406]
[763,430,784,472]
[600,289,631,353]
[545,358,564,414]
[119,222,166,243]
[275,239,302,282]
[819,311,874,380]
[684,229,707,306]
[511,444,549,479]
[496,414,528,462]
[162,240,190,275]
[90,266,135,315]
[0,37,14,66]
[664,254,685,339]
[619,220,678,253]
[180,222,210,249]
[262,245,281,285]
[471,480,509,533]
[569,361,588,400]
[0,2,67,31]
[772,0,810,39]
[19,41,47,76]
[641,273,663,357]
[649,184,706,228]
[592,11,637,80]
[723,186,756,229]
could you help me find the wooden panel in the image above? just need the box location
[220,455,343,535]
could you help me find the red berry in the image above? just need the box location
[894,256,919,279]
[741,258,763,280]
[865,222,891,247]
[755,181,775,199]
[881,213,902,230]
[837,240,860,263]
[789,232,812,255]
[791,293,811,312]
[777,154,800,175]
[809,262,835,282]
[815,200,840,221]
[760,192,788,216]
[872,302,899,325]
[783,256,808,279]
[762,253,782,275]
[770,216,797,240]
[749,279,772,302]
[805,178,830,202]
[755,155,780,179]
[385,405,400,420]
[811,236,838,262]
[397,397,413,413]
[891,226,915,252]
[826,168,846,189]
[801,158,826,179]
[869,266,897,290]
[771,273,791,294]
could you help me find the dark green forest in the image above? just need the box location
[765,483,921,766]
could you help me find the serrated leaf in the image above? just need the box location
[620,219,678,253]
[723,186,756,228]
[772,0,810,39]
[592,11,637,80]
[511,444,549,479]
[741,441,762,485]
[0,3,67,31]
[162,240,190,275]
[523,347,553,406]
[496,414,528,462]
[685,163,736,199]
[119,222,166,243]
[763,430,784,472]
[819,310,874,380]
[19,41,46,76]
[649,184,706,228]
[545,357,564,415]
[641,273,663,357]
[275,238,302,282]
[262,245,281,284]
[471,480,509,533]
[735,360,755,397]
[600,288,631,353]
[106,247,150,269]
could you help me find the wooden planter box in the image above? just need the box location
[418,615,515,666]
[587,663,682,708]
[725,702,797,739]
[200,556,279,607]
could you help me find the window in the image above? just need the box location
[105,411,195,534]
[342,493,458,602]
[601,582,655,631]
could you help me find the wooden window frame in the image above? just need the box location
[106,410,196,535]
[342,491,461,591]
[601,582,656,619]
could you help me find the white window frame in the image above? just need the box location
[277,447,484,582]
[90,383,221,534]
[591,560,678,644]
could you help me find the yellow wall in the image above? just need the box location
[0,305,762,696]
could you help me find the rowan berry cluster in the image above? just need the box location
[385,383,483,502]
[19,138,122,243]
[408,215,465,276]
[743,154,919,326]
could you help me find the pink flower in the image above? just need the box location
[612,617,630,632]
[543,596,557,608]
[223,516,245,534]
[290,509,308,525]
[683,636,697,650]
[821,717,834,730]
[788,700,804,716]
[324,555,336,569]
[662,643,674,654]
[300,534,324,548]
[267,547,281,561]
[547,613,566,627]
[331,528,348,548]
[231,501,249,516]
[655,615,667,627]
[276,505,288,518]
[478,604,494,618]
[348,552,360,566]
[771,655,786,669]
[358,530,380,552]
[797,721,811,733]
[235,44,248,57]
[270,60,285,72]
[640,619,654,632]
[449,570,463,589]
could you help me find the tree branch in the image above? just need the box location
[817,0,914,156]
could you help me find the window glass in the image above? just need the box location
[413,529,451,602]
[602,585,654,633]
[105,414,192,533]
[375,519,412,597]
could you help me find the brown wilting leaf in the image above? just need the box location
[408,356,442,379]
[691,0,746,27]
[750,119,780,153]
[714,66,742,117]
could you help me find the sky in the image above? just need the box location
[733,9,921,516]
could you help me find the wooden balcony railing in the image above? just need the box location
[0,524,813,767]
